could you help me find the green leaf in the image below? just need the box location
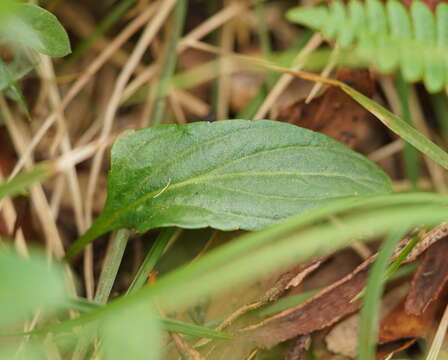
[0,4,71,57]
[66,120,391,259]
[0,164,52,199]
[0,247,67,329]
[100,302,161,360]
[0,58,30,116]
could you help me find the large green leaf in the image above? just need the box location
[66,120,391,259]
[0,247,67,329]
[0,4,70,57]
[100,302,161,360]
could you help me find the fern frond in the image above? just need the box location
[287,0,448,93]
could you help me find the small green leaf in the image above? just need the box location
[0,164,52,199]
[0,58,30,115]
[67,120,391,259]
[0,247,67,329]
[0,4,71,57]
[100,302,161,360]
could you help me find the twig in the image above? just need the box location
[253,33,322,120]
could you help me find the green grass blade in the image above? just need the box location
[352,232,420,302]
[127,228,179,294]
[11,300,231,340]
[341,84,448,169]
[69,0,137,61]
[94,229,130,303]
[395,76,420,189]
[0,164,52,199]
[161,318,232,340]
[357,227,408,360]
[149,0,187,125]
[34,194,448,333]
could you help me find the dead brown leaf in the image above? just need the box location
[276,69,375,149]
[203,224,448,359]
[325,285,409,358]
[379,298,439,344]
[405,236,448,315]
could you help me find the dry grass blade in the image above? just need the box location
[8,3,158,180]
[84,0,177,227]
[253,33,322,120]
[426,303,448,360]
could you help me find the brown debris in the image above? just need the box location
[285,335,311,360]
[205,224,448,358]
[325,284,409,358]
[265,257,328,303]
[241,261,369,349]
[276,69,375,149]
[379,298,439,344]
[405,236,448,315]
[376,339,416,360]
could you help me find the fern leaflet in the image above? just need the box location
[287,0,448,93]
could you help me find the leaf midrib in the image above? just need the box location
[101,170,386,231]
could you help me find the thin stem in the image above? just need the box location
[127,228,180,295]
[396,75,420,189]
[357,228,408,360]
[149,0,188,126]
[69,0,138,62]
[95,229,131,304]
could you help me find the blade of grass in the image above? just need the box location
[384,233,420,279]
[149,0,187,126]
[352,232,421,302]
[357,227,408,360]
[255,0,274,87]
[161,318,232,340]
[0,163,53,199]
[68,0,138,62]
[18,299,231,340]
[38,194,448,333]
[395,75,420,189]
[71,229,130,359]
[94,229,130,304]
[127,228,180,295]
[262,64,448,168]
[340,84,448,169]
[236,85,268,119]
